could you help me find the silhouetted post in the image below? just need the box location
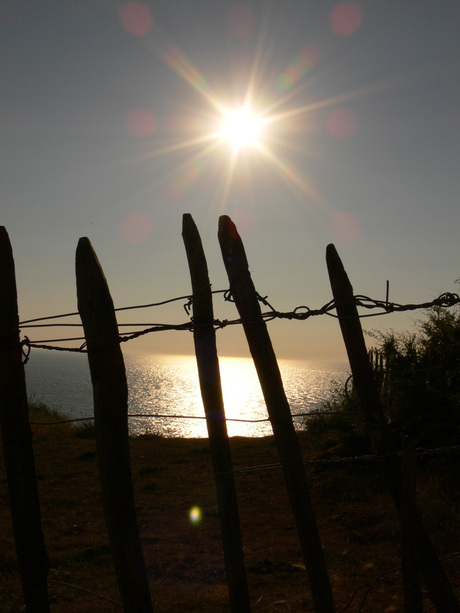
[0,227,50,612]
[76,237,153,613]
[218,216,335,613]
[182,214,251,613]
[326,242,459,612]
[401,436,422,613]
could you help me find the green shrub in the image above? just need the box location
[304,297,460,456]
[28,399,64,423]
[372,303,460,447]
[303,379,370,458]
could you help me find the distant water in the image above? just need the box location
[24,351,348,438]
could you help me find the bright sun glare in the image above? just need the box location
[219,107,262,149]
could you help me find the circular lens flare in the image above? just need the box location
[219,107,262,149]
[188,506,203,526]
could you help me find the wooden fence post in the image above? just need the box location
[76,237,153,613]
[326,242,459,612]
[218,216,336,613]
[0,227,50,612]
[182,213,251,612]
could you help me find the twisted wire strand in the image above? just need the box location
[17,290,460,354]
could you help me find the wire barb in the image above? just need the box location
[16,289,460,354]
[21,336,31,364]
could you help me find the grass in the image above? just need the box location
[0,402,458,611]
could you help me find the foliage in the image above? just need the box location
[28,400,95,438]
[303,381,370,458]
[305,301,460,455]
[373,303,460,446]
[28,399,64,424]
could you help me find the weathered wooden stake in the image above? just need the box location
[218,216,335,613]
[76,237,153,613]
[326,242,459,612]
[182,213,251,612]
[401,436,422,613]
[0,226,50,612]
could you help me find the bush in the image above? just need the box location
[373,304,460,447]
[303,378,370,459]
[305,299,460,456]
[28,399,64,423]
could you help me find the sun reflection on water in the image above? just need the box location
[24,351,347,439]
[126,354,347,438]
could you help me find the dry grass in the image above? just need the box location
[0,407,458,612]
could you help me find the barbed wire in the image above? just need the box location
[17,290,460,355]
[13,287,460,609]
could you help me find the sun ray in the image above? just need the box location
[113,0,440,231]
[161,44,218,109]
[263,71,417,128]
[123,20,419,218]
[257,143,328,214]
[216,147,240,210]
[146,131,219,158]
[156,138,224,191]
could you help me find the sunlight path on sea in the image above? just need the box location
[25,352,348,438]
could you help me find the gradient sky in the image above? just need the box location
[2,1,459,361]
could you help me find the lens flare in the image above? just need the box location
[330,2,363,36]
[121,211,154,244]
[130,21,379,224]
[162,44,211,102]
[125,109,156,138]
[330,210,362,243]
[276,45,320,93]
[227,6,255,39]
[188,506,203,526]
[327,108,357,138]
[120,2,153,36]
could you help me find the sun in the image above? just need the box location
[219,107,263,149]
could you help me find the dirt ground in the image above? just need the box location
[0,426,459,612]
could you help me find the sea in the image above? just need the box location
[24,351,349,438]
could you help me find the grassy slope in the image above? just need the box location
[0,405,458,612]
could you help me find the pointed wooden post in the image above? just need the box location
[218,216,335,613]
[0,226,50,612]
[182,214,251,612]
[326,242,459,613]
[76,237,153,613]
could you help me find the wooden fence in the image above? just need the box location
[0,216,458,612]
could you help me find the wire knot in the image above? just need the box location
[184,296,193,315]
[438,292,459,307]
[21,336,31,364]
[256,293,275,311]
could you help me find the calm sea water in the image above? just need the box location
[24,351,348,438]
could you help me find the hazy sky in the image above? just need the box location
[2,1,459,361]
